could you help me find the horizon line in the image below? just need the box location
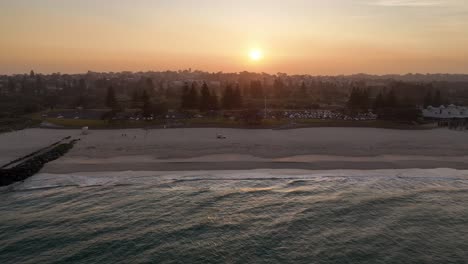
[3,69,468,77]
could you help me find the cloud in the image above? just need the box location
[370,0,444,7]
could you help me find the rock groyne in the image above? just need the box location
[0,139,78,186]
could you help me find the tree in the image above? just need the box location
[7,77,16,94]
[385,89,398,108]
[145,78,155,96]
[199,82,211,112]
[424,90,433,107]
[106,86,117,109]
[78,78,86,94]
[433,90,442,106]
[222,85,234,109]
[299,81,308,98]
[187,83,199,109]
[131,90,139,108]
[274,78,286,98]
[209,89,219,110]
[141,90,152,117]
[373,92,385,110]
[250,80,263,98]
[360,89,370,110]
[180,82,190,109]
[151,101,168,117]
[347,87,370,113]
[42,93,59,110]
[233,84,243,108]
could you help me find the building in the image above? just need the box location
[423,105,468,130]
[423,105,468,119]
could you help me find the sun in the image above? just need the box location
[249,49,263,61]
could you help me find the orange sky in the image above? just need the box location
[1,0,468,74]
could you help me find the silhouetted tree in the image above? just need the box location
[348,88,370,112]
[433,90,442,106]
[7,77,16,94]
[180,82,190,109]
[45,94,59,109]
[233,84,243,108]
[385,89,398,108]
[299,81,308,98]
[199,82,211,112]
[250,80,263,98]
[209,89,219,110]
[222,85,234,109]
[424,90,433,107]
[187,83,199,109]
[373,92,385,110]
[274,78,286,98]
[145,78,155,96]
[141,90,152,117]
[131,90,139,108]
[106,86,117,109]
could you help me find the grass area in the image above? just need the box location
[0,118,42,133]
[44,118,165,129]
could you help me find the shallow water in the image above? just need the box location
[1,169,468,264]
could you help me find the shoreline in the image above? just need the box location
[42,160,468,173]
[42,154,468,173]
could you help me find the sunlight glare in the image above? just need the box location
[249,49,263,61]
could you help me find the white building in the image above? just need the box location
[423,105,468,119]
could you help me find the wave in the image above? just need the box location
[2,168,467,192]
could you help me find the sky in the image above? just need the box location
[1,0,468,75]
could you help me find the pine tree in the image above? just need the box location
[424,90,433,107]
[433,90,442,106]
[385,89,398,108]
[141,90,152,117]
[360,89,370,110]
[106,86,117,109]
[233,85,243,108]
[209,89,219,110]
[250,80,263,98]
[187,83,199,109]
[146,78,155,96]
[347,88,358,110]
[180,82,190,109]
[222,85,234,109]
[300,81,308,97]
[7,77,15,94]
[373,92,384,110]
[132,90,139,108]
[199,82,211,112]
[274,78,285,98]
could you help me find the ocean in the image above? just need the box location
[1,169,467,263]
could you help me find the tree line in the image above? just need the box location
[347,88,425,121]
[181,82,242,111]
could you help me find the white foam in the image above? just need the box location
[7,168,468,192]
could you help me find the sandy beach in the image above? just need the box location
[0,127,467,172]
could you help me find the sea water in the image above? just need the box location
[1,169,467,263]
